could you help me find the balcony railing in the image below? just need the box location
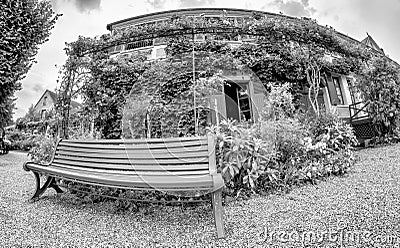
[349,101,371,123]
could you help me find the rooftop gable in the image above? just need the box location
[33,89,82,110]
[361,33,384,54]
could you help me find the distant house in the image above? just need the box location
[34,90,82,120]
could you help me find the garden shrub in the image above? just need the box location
[28,135,56,163]
[208,112,358,196]
[266,118,309,190]
[7,131,37,151]
[304,111,339,138]
[204,82,358,196]
[67,111,93,140]
[305,112,358,151]
[207,119,277,192]
[261,82,295,120]
[297,112,358,183]
[122,94,151,139]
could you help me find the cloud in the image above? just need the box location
[51,0,101,13]
[145,0,168,9]
[179,0,215,8]
[333,15,339,21]
[268,0,316,17]
[145,0,215,9]
[32,83,44,93]
[75,0,101,12]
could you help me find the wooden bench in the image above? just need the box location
[23,135,225,238]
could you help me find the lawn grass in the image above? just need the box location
[1,144,400,247]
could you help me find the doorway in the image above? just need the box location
[223,81,252,122]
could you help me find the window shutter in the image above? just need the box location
[326,75,340,106]
[210,95,227,124]
[252,93,265,121]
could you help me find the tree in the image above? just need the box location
[0,0,60,127]
[357,57,400,137]
[56,37,95,139]
[25,104,40,122]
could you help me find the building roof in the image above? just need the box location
[106,7,399,67]
[34,89,82,110]
[106,8,363,49]
[34,89,55,109]
[361,33,384,54]
[106,8,291,30]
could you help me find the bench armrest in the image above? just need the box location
[23,161,51,172]
[212,174,225,192]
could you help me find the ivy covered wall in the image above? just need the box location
[55,10,399,139]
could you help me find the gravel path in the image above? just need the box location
[1,145,400,247]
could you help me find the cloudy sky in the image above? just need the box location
[13,0,400,119]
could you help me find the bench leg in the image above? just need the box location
[211,188,225,238]
[31,172,63,201]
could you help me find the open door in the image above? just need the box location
[223,81,252,122]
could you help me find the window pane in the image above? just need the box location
[332,77,344,105]
[237,85,252,121]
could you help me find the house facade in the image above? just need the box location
[33,90,82,120]
[33,90,58,120]
[106,8,387,125]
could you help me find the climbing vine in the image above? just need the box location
[56,12,395,139]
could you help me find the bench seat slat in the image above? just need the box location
[53,154,209,165]
[26,163,216,190]
[52,162,211,175]
[52,159,210,171]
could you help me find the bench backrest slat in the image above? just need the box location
[57,143,206,150]
[55,148,209,158]
[60,136,206,144]
[52,161,211,175]
[56,145,208,155]
[53,155,209,166]
[52,136,215,176]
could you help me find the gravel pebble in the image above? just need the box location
[1,145,400,247]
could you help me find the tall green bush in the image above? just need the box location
[28,135,56,163]
[356,57,400,138]
[208,111,357,195]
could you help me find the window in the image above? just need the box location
[347,78,356,104]
[194,34,204,41]
[125,40,153,50]
[108,45,123,53]
[224,82,252,122]
[155,48,166,59]
[154,37,167,45]
[332,77,344,105]
[41,109,47,120]
[237,85,252,121]
[43,96,47,106]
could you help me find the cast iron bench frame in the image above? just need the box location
[23,135,225,238]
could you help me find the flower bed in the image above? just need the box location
[208,113,358,196]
